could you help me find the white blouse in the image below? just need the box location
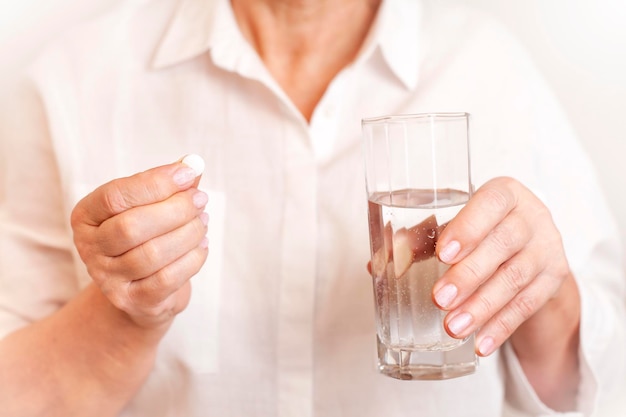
[1,0,624,416]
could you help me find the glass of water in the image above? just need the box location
[362,112,478,380]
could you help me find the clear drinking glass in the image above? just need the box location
[362,112,478,380]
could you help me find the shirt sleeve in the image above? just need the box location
[0,74,79,340]
[502,238,626,417]
[499,45,626,416]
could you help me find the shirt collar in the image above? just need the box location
[363,0,422,90]
[152,0,422,90]
[152,0,235,69]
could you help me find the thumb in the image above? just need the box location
[179,153,205,189]
[73,154,205,226]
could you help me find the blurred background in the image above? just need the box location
[0,0,625,414]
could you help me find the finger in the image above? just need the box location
[127,239,209,307]
[129,281,193,328]
[181,153,205,189]
[473,270,561,356]
[73,155,205,227]
[432,211,532,309]
[84,212,207,289]
[436,177,520,264]
[108,213,208,280]
[96,188,208,256]
[441,247,544,338]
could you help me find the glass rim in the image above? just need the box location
[362,112,470,125]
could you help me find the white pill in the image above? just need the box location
[181,154,205,176]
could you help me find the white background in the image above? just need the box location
[1,0,625,414]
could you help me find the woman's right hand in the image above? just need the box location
[70,158,209,329]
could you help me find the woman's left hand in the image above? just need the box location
[432,176,580,359]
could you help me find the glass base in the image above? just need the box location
[377,335,478,380]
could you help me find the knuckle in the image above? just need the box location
[499,261,530,294]
[532,200,552,219]
[493,176,518,191]
[475,291,495,316]
[128,267,180,311]
[511,294,537,322]
[489,224,518,252]
[87,266,105,284]
[103,182,129,216]
[85,256,111,284]
[489,294,537,338]
[127,279,160,310]
[481,186,510,213]
[116,212,141,244]
[137,171,167,202]
[554,261,571,281]
[70,206,82,229]
[154,296,181,321]
[138,239,162,266]
[492,312,517,337]
[165,190,186,213]
[459,217,482,241]
[74,239,91,260]
[190,248,209,274]
[191,216,208,237]
[103,282,131,312]
[458,258,484,282]
[71,194,97,228]
[152,267,177,292]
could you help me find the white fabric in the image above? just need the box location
[1,0,624,416]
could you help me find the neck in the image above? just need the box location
[231,0,381,121]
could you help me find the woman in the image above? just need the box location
[0,0,624,415]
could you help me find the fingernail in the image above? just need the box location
[181,154,205,176]
[193,191,208,208]
[199,212,209,226]
[434,283,457,308]
[439,240,461,263]
[447,312,472,336]
[478,336,495,356]
[173,167,197,186]
[200,237,209,249]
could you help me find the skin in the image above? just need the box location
[0,163,209,416]
[0,0,581,414]
[369,178,581,410]
[433,177,581,410]
[231,0,381,121]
